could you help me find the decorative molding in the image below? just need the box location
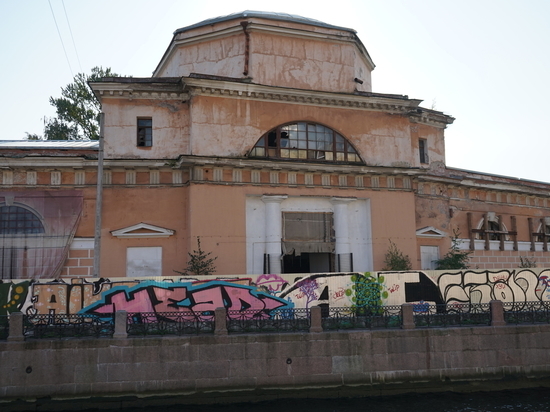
[111,223,175,239]
[416,226,446,238]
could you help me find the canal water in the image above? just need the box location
[18,387,549,412]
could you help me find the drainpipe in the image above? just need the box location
[93,113,105,277]
[241,21,250,76]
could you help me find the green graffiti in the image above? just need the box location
[347,273,385,313]
[0,281,30,315]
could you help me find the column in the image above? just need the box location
[331,197,355,272]
[262,195,287,274]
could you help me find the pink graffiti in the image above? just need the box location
[256,274,288,292]
[93,289,155,314]
[84,283,291,320]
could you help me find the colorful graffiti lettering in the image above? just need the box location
[2,269,550,320]
[437,269,550,304]
[332,287,346,301]
[80,281,293,320]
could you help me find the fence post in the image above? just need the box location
[113,310,128,339]
[309,306,323,333]
[401,303,415,329]
[7,312,24,342]
[490,300,506,326]
[215,307,228,335]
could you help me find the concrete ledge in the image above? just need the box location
[1,324,550,408]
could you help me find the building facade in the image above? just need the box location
[1,11,550,280]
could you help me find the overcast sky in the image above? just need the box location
[1,0,549,182]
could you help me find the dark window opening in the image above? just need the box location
[487,221,501,241]
[249,122,362,164]
[137,118,153,147]
[419,138,428,164]
[537,225,550,242]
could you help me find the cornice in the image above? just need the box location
[90,75,452,127]
[174,155,424,176]
[416,174,550,197]
[0,157,170,169]
[183,77,452,127]
[90,82,188,101]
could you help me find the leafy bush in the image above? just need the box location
[435,229,470,270]
[382,240,412,271]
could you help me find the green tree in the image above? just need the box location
[435,229,471,270]
[382,240,412,271]
[26,67,120,141]
[174,237,217,276]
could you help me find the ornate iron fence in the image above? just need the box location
[0,315,8,340]
[126,311,215,336]
[227,308,310,334]
[503,301,550,324]
[321,306,402,330]
[414,303,491,328]
[23,313,114,339]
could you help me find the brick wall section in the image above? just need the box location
[469,250,550,269]
[2,325,550,406]
[61,248,94,278]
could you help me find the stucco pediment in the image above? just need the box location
[111,223,175,238]
[416,226,446,238]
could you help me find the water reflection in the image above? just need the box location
[61,388,550,412]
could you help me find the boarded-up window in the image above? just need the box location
[127,247,162,277]
[282,212,334,256]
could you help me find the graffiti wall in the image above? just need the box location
[1,269,550,317]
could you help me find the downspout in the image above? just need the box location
[93,112,105,277]
[241,21,250,76]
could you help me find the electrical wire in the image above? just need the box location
[48,0,73,78]
[61,0,83,73]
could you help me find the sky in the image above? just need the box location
[1,0,549,182]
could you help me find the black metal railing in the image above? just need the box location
[23,313,114,339]
[126,311,215,336]
[227,308,310,334]
[0,315,8,340]
[414,303,491,328]
[503,301,550,324]
[321,306,402,331]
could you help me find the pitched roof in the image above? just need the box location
[0,140,99,150]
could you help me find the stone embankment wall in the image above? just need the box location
[2,321,550,409]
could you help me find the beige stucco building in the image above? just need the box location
[1,11,550,280]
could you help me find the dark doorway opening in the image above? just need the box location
[283,252,332,273]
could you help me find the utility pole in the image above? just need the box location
[93,113,105,277]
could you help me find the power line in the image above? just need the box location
[48,0,73,77]
[61,0,83,73]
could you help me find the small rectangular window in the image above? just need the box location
[419,138,428,164]
[137,118,152,147]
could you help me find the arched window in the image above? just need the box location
[248,122,362,164]
[0,205,45,235]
